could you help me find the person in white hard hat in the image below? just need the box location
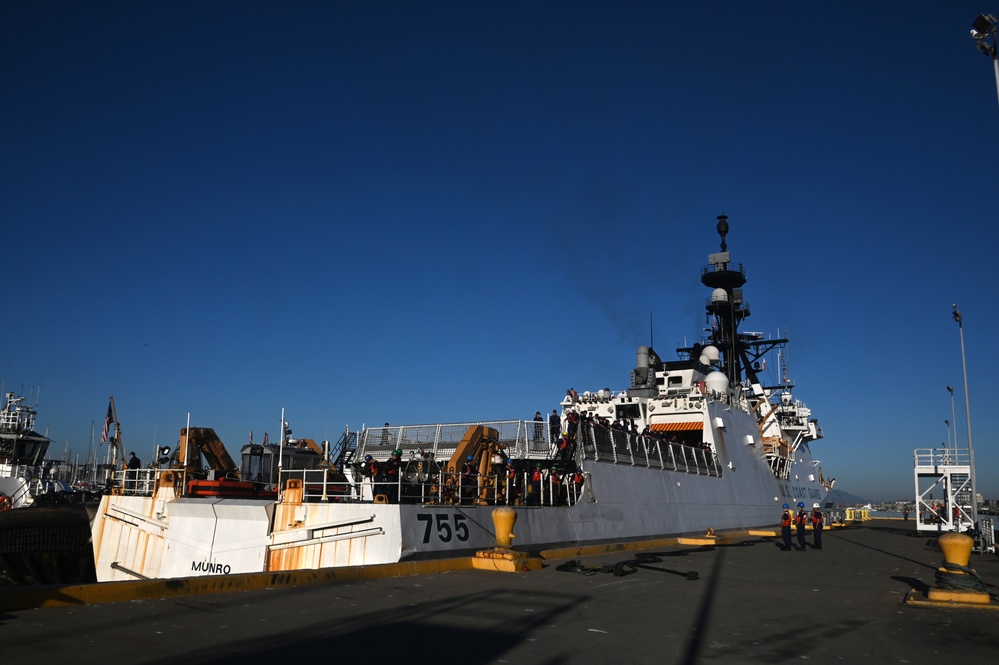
[811,503,825,549]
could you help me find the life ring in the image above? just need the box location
[0,494,12,512]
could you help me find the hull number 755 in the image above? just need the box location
[417,513,469,543]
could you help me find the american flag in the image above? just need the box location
[100,401,113,445]
[263,431,269,445]
[249,430,254,445]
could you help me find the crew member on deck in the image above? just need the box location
[384,449,402,503]
[362,454,382,499]
[811,503,824,549]
[780,503,793,551]
[795,502,808,551]
[549,410,561,448]
[460,455,477,504]
[126,452,141,493]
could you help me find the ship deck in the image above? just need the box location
[3,519,998,663]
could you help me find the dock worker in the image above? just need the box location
[549,410,560,448]
[811,503,824,549]
[780,503,793,551]
[795,502,808,551]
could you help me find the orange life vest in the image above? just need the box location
[780,511,791,527]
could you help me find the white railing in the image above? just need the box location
[577,424,721,477]
[294,468,586,507]
[357,420,559,461]
[111,468,157,496]
[914,448,972,468]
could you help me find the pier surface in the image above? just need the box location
[2,519,998,664]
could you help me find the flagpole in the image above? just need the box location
[109,395,122,469]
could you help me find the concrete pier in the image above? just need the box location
[2,519,998,664]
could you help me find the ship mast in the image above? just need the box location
[701,215,748,386]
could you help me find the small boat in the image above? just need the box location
[91,215,833,582]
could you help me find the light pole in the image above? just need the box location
[947,385,957,454]
[952,305,978,527]
[970,13,999,111]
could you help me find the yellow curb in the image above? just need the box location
[905,588,997,610]
[0,557,475,612]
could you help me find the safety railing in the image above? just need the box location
[296,468,586,507]
[914,448,972,467]
[111,468,158,496]
[578,424,721,477]
[356,420,560,462]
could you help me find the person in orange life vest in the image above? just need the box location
[460,455,477,504]
[794,502,808,550]
[505,460,521,504]
[780,503,793,551]
[383,449,402,503]
[566,411,579,445]
[571,467,584,500]
[558,433,575,464]
[529,462,543,505]
[362,454,383,498]
[811,503,824,549]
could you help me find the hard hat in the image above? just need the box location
[364,455,372,461]
[782,503,789,509]
[466,455,473,461]
[813,503,820,508]
[392,449,402,456]
[797,502,804,508]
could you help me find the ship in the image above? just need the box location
[90,216,832,582]
[1,393,97,585]
[0,392,57,509]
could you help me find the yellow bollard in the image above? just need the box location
[938,532,973,569]
[492,506,516,548]
[925,532,991,604]
[472,507,542,572]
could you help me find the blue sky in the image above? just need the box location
[3,2,997,502]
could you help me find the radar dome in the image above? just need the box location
[704,370,729,394]
[701,345,720,363]
[711,288,728,303]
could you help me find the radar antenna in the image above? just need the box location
[716,214,729,252]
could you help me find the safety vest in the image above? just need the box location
[780,511,791,527]
[795,510,807,526]
[811,510,824,526]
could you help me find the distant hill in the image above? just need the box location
[823,488,871,507]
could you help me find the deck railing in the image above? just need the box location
[914,448,972,467]
[294,468,587,507]
[578,423,721,477]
